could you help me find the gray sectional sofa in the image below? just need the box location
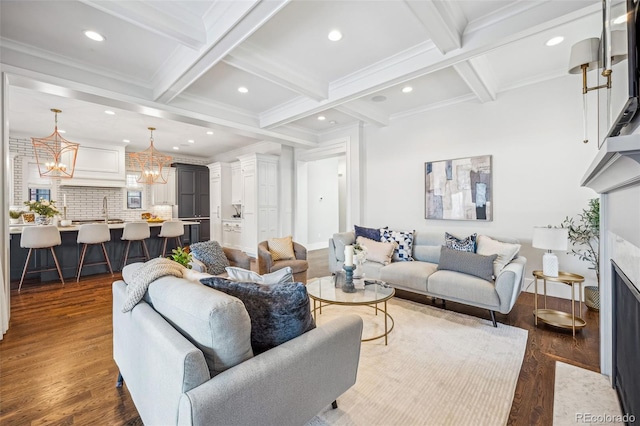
[113,269,363,425]
[329,231,527,326]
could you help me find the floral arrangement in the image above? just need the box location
[24,198,59,218]
[561,198,600,283]
[353,242,368,264]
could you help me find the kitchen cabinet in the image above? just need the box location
[151,167,176,205]
[222,220,242,250]
[238,154,278,256]
[174,163,210,241]
[60,142,126,187]
[231,161,241,205]
[208,162,232,243]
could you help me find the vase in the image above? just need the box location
[9,218,21,225]
[584,286,600,311]
[35,216,51,225]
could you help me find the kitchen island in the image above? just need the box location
[9,221,200,284]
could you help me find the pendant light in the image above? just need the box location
[31,109,80,179]
[131,127,173,184]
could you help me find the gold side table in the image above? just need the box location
[533,270,586,337]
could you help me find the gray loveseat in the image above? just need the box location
[329,231,526,326]
[113,271,363,425]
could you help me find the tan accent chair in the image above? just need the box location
[258,240,308,284]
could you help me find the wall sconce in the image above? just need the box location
[568,31,627,143]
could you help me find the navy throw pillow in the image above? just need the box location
[355,225,384,241]
[199,277,315,353]
[437,246,497,282]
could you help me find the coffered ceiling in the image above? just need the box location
[0,0,625,159]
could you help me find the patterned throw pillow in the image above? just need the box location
[381,229,415,261]
[445,232,477,252]
[199,277,316,354]
[437,246,497,282]
[268,236,295,261]
[190,240,230,275]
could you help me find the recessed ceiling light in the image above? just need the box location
[238,86,248,93]
[173,146,179,150]
[206,131,214,135]
[371,95,387,102]
[328,30,342,41]
[188,139,195,144]
[58,129,66,134]
[402,86,413,93]
[123,139,130,143]
[318,115,326,121]
[104,110,115,115]
[329,120,337,125]
[545,36,564,47]
[84,30,105,42]
[613,14,627,24]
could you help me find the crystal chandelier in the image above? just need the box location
[131,127,172,184]
[31,109,80,179]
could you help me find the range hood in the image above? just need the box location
[581,134,640,194]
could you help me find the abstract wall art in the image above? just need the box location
[425,155,492,221]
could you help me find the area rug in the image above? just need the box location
[553,362,623,425]
[307,298,528,426]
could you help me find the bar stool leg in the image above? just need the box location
[174,236,182,249]
[142,240,150,261]
[161,237,168,258]
[50,247,65,285]
[77,243,88,282]
[122,240,132,268]
[19,248,34,292]
[101,242,114,276]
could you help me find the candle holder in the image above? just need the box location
[342,264,357,293]
[63,206,67,220]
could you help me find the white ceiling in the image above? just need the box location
[0,0,626,160]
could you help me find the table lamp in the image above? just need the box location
[532,227,568,277]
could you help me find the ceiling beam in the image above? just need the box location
[153,0,290,104]
[452,58,497,103]
[335,100,389,127]
[223,43,328,101]
[404,0,466,54]
[259,1,600,129]
[5,71,317,149]
[79,0,206,50]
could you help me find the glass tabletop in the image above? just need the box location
[306,276,394,305]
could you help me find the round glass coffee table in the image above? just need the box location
[307,276,395,345]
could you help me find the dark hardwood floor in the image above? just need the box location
[1,249,599,425]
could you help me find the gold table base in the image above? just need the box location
[312,300,395,345]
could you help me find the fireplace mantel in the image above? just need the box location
[581,134,640,194]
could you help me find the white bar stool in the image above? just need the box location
[158,221,185,257]
[19,225,64,291]
[76,223,113,282]
[121,222,150,268]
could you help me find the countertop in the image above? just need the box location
[222,218,242,222]
[9,221,200,235]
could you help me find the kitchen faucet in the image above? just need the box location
[103,196,108,223]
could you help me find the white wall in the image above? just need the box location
[362,75,600,296]
[306,157,340,249]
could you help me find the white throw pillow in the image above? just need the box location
[476,235,521,277]
[356,236,396,265]
[225,266,294,285]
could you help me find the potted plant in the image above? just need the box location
[169,246,192,268]
[561,198,600,310]
[23,198,60,225]
[9,209,22,224]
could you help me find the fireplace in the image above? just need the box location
[612,261,640,423]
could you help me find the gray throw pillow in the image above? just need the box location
[437,246,497,282]
[225,266,294,285]
[199,277,315,354]
[190,240,230,275]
